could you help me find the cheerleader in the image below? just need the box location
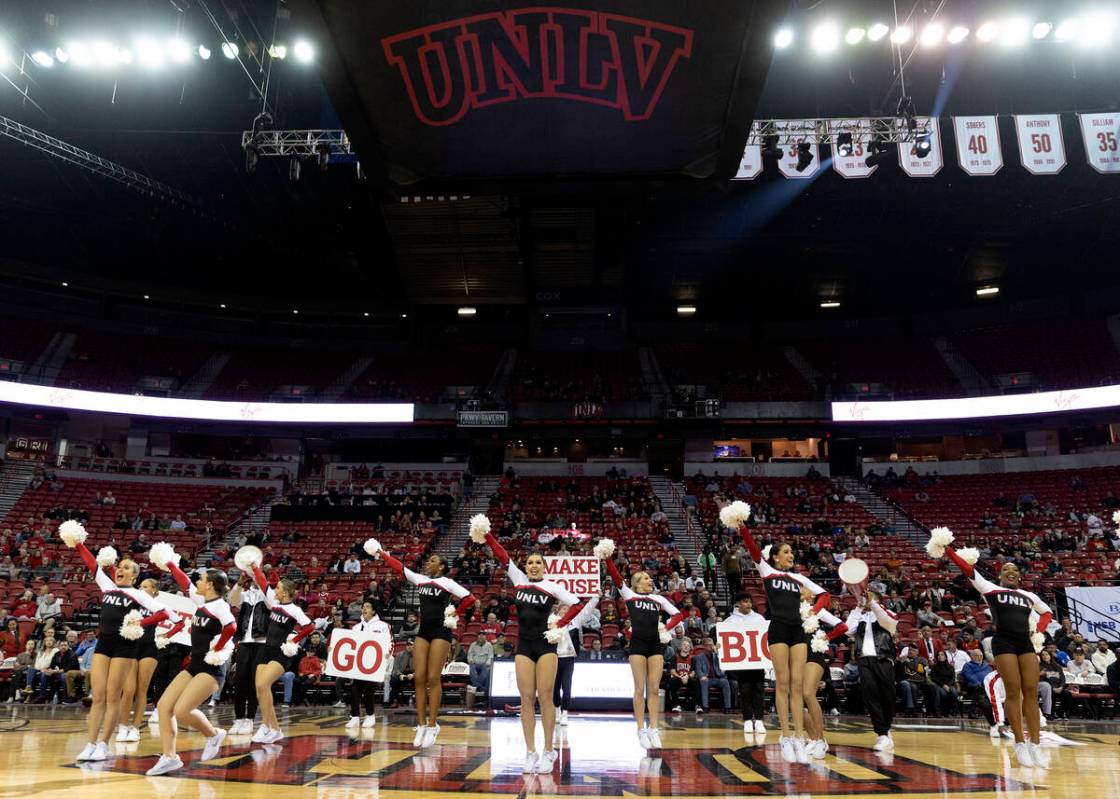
[721,502,830,764]
[145,547,237,776]
[800,588,848,759]
[928,527,1052,768]
[472,515,585,774]
[368,537,476,749]
[598,539,686,749]
[116,578,165,742]
[346,600,391,730]
[59,523,173,762]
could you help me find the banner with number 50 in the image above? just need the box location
[1079,113,1120,174]
[1014,115,1066,175]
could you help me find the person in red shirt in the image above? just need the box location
[479,612,503,643]
[11,591,37,619]
[0,618,22,657]
[293,653,323,705]
[959,630,981,652]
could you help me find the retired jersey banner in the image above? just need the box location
[829,119,877,179]
[1014,114,1066,175]
[898,117,943,177]
[324,628,393,681]
[776,120,820,179]
[543,556,601,598]
[715,614,772,672]
[733,145,763,180]
[1079,113,1120,174]
[953,116,1003,176]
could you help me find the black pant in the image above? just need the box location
[667,676,699,711]
[234,642,262,719]
[725,571,741,598]
[736,670,765,721]
[553,657,575,710]
[151,644,189,701]
[349,679,378,716]
[858,657,896,736]
[390,674,414,704]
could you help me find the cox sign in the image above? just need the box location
[324,629,392,681]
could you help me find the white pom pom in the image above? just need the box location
[810,630,829,654]
[155,635,170,650]
[803,614,820,634]
[956,547,980,566]
[204,641,233,666]
[761,544,773,563]
[544,627,563,644]
[119,610,144,640]
[148,542,180,571]
[444,613,459,630]
[469,514,491,545]
[1031,631,1045,653]
[719,501,752,530]
[925,526,955,559]
[58,520,88,548]
[96,546,118,569]
[593,537,616,560]
[234,547,262,573]
[281,641,299,658]
[658,622,671,645]
[363,538,382,557]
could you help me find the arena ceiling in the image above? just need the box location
[0,1,1118,324]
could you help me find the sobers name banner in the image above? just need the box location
[714,613,772,672]
[1014,114,1066,175]
[953,116,1003,176]
[324,628,393,681]
[543,556,602,598]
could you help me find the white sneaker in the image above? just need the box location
[638,728,652,749]
[829,708,840,716]
[1014,741,1036,767]
[989,724,1002,739]
[116,725,129,742]
[251,725,272,743]
[523,751,539,773]
[779,736,796,762]
[207,699,216,708]
[872,734,894,752]
[228,719,246,735]
[649,728,662,749]
[413,725,428,747]
[1030,743,1050,769]
[753,720,766,735]
[149,709,159,724]
[201,728,227,761]
[75,743,97,761]
[421,724,440,748]
[1000,727,1015,740]
[793,737,811,764]
[145,754,184,776]
[333,700,346,708]
[538,749,558,772]
[126,726,141,742]
[345,716,360,729]
[262,728,284,744]
[671,706,682,713]
[559,710,569,726]
[362,714,376,729]
[89,742,111,761]
[810,739,829,758]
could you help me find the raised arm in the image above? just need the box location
[869,598,899,635]
[737,525,762,564]
[945,547,999,594]
[484,533,529,584]
[379,550,425,587]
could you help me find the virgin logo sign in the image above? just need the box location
[324,628,392,681]
[382,9,693,126]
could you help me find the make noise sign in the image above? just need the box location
[733,113,1111,180]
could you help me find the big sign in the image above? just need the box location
[324,628,393,682]
[543,556,601,598]
[715,613,772,672]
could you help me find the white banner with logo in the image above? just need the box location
[543,556,601,598]
[1079,113,1120,174]
[1014,114,1066,175]
[776,120,820,179]
[1065,586,1120,642]
[829,119,877,178]
[324,628,393,681]
[157,591,197,647]
[715,614,773,673]
[953,116,1003,176]
[733,144,763,180]
[898,117,943,177]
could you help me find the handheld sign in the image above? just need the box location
[324,627,392,682]
[715,614,772,672]
[543,556,601,598]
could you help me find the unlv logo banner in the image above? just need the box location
[309,0,779,181]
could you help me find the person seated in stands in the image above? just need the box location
[666,638,699,712]
[398,612,420,640]
[129,533,149,554]
[960,649,992,713]
[958,629,980,652]
[479,613,504,642]
[1067,647,1093,679]
[917,601,946,628]
[343,555,362,576]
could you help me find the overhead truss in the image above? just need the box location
[240,129,353,158]
[746,116,933,145]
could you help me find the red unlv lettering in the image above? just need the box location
[332,637,384,677]
[382,8,693,126]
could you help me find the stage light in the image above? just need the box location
[0,43,10,66]
[221,41,239,59]
[89,41,116,67]
[54,47,69,63]
[795,141,814,172]
[1079,13,1117,47]
[891,26,913,44]
[1032,22,1053,40]
[197,44,211,60]
[914,132,932,158]
[167,38,191,63]
[836,132,854,157]
[676,306,697,316]
[288,157,301,182]
[868,23,890,42]
[820,301,841,309]
[845,27,866,45]
[976,286,999,297]
[116,48,133,65]
[999,18,1030,46]
[976,21,999,42]
[810,23,840,53]
[68,42,92,67]
[61,282,68,287]
[920,24,944,47]
[136,37,164,67]
[1054,19,1079,41]
[31,51,54,68]
[268,44,287,60]
[219,303,227,309]
[866,136,894,167]
[774,28,794,49]
[947,26,970,44]
[761,134,784,161]
[458,306,477,317]
[292,309,299,315]
[401,314,408,319]
[293,40,313,63]
[143,294,150,300]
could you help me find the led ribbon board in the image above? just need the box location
[833,384,1120,423]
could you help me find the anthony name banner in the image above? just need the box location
[715,613,773,672]
[543,556,602,598]
[324,628,393,681]
[1014,114,1066,175]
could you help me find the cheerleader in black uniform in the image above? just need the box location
[117,578,165,742]
[472,515,585,774]
[930,527,1053,768]
[146,547,237,776]
[722,502,830,764]
[800,587,848,759]
[60,523,173,762]
[598,539,686,749]
[371,537,476,749]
